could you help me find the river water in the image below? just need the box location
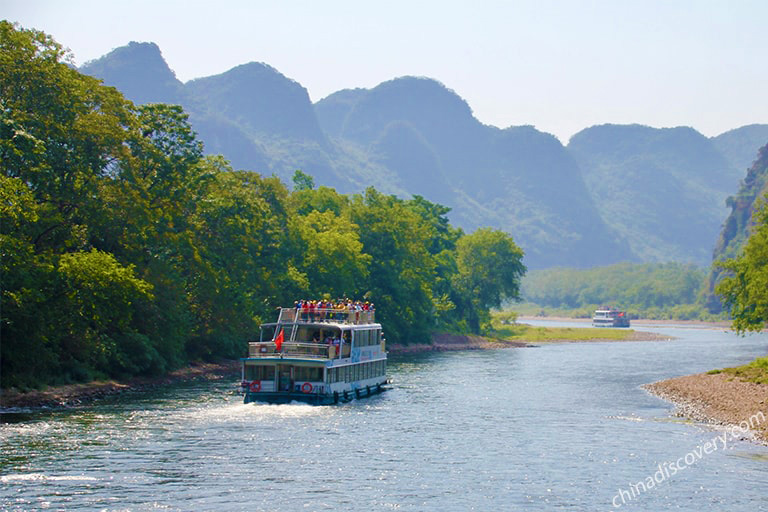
[2,323,767,511]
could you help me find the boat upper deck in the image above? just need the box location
[275,307,375,326]
[246,306,383,361]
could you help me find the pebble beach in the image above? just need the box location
[645,372,768,443]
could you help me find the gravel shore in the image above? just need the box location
[645,373,768,443]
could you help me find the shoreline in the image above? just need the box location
[0,360,241,411]
[389,329,669,354]
[645,373,768,444]
[518,315,732,329]
[0,329,671,411]
[388,333,532,354]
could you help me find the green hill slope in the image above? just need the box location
[80,42,763,270]
[568,124,734,265]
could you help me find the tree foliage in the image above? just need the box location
[453,228,526,331]
[521,262,710,319]
[0,23,526,388]
[716,198,768,333]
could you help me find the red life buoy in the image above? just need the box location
[249,380,261,392]
[301,382,313,393]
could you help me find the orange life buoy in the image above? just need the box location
[301,382,313,393]
[249,380,261,392]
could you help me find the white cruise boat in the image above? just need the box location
[240,305,388,405]
[592,307,631,328]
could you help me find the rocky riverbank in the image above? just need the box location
[0,360,241,410]
[645,372,768,444]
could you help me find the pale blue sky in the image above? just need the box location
[4,0,767,142]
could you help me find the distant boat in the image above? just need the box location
[592,307,630,327]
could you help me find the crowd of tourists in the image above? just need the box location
[293,299,375,323]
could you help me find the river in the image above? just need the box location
[2,323,767,511]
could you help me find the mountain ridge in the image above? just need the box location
[79,41,767,270]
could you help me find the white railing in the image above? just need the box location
[277,307,375,325]
[248,341,344,359]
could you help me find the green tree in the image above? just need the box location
[453,228,526,332]
[350,188,437,344]
[291,210,371,298]
[716,198,768,333]
[292,169,315,191]
[187,163,301,357]
[1,22,140,387]
[0,21,134,254]
[55,250,156,378]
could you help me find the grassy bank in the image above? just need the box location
[490,320,636,342]
[707,356,768,385]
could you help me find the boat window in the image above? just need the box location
[355,329,380,346]
[295,326,314,342]
[323,328,341,345]
[246,365,275,380]
[294,366,323,382]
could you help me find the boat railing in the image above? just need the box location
[248,341,341,359]
[277,307,375,325]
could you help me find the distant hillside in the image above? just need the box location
[713,143,768,260]
[707,143,768,309]
[186,62,327,145]
[83,43,373,189]
[568,124,736,265]
[80,41,186,105]
[317,77,634,268]
[712,124,768,176]
[80,42,765,270]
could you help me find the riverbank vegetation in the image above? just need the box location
[707,357,768,385]
[515,262,725,321]
[0,23,526,390]
[715,198,768,334]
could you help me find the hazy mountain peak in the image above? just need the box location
[338,75,480,146]
[712,124,768,173]
[185,61,325,144]
[80,41,184,105]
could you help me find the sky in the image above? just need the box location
[4,0,767,143]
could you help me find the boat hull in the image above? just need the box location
[243,384,387,405]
